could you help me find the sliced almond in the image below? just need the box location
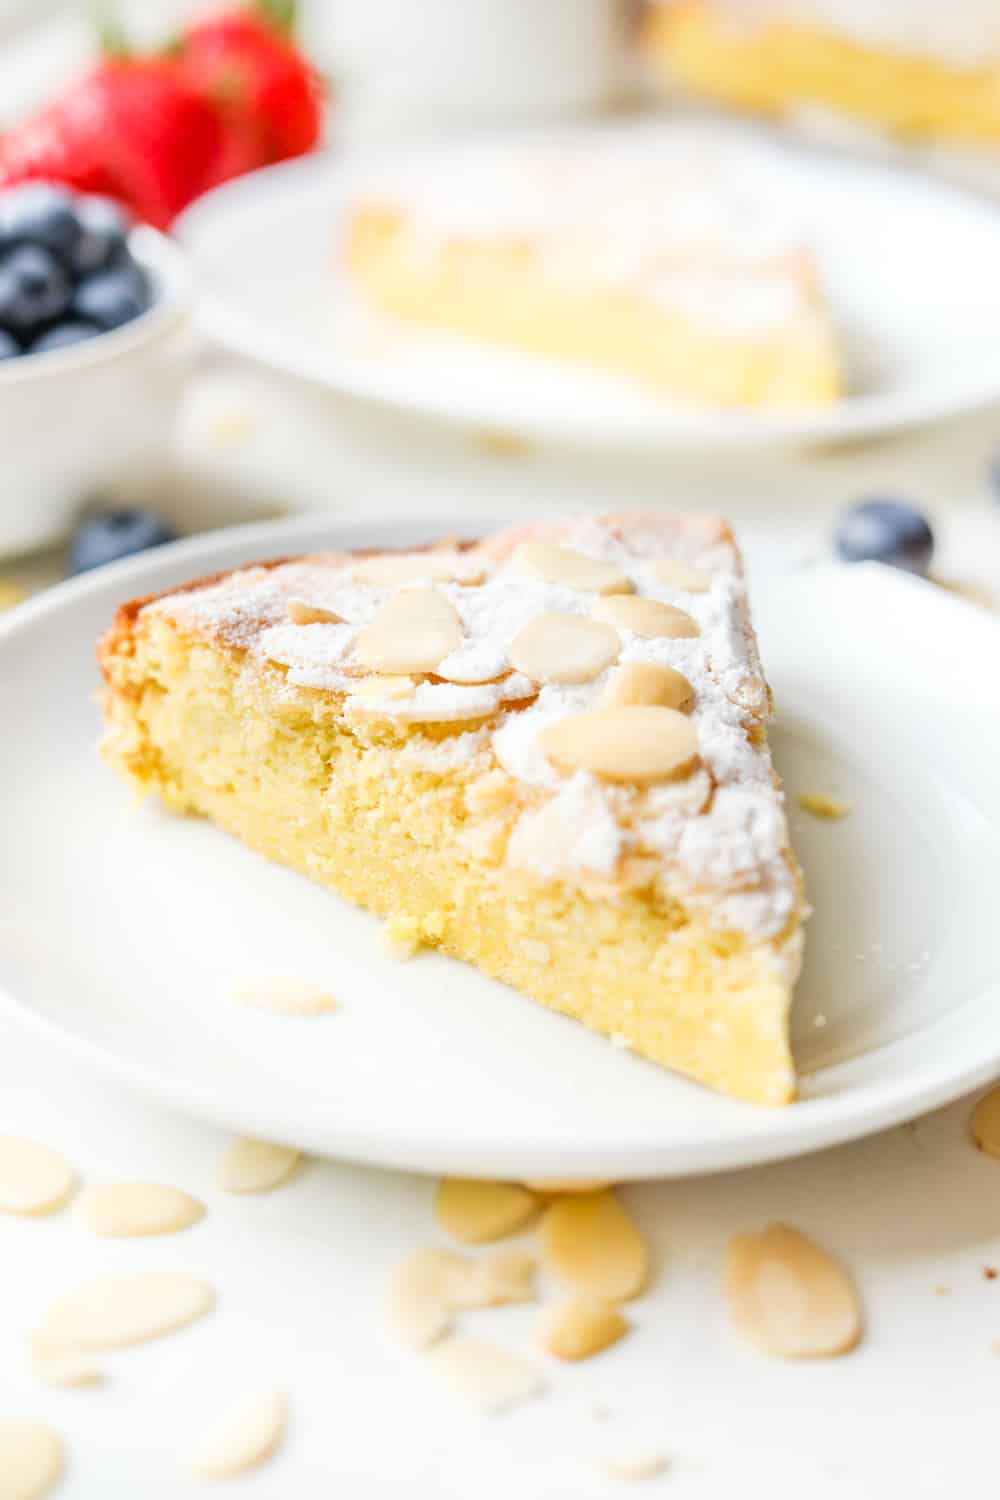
[355,588,463,674]
[191,1389,287,1479]
[0,1137,74,1217]
[0,1421,63,1500]
[540,706,699,785]
[230,976,337,1016]
[540,1295,629,1361]
[386,1248,469,1349]
[525,1180,611,1196]
[36,1272,214,1351]
[724,1223,862,1359]
[509,613,620,685]
[513,542,633,596]
[797,791,851,820]
[74,1183,204,1239]
[349,674,415,701]
[286,598,343,625]
[33,1353,104,1389]
[218,1138,302,1195]
[351,552,484,587]
[602,662,694,712]
[430,1338,545,1414]
[458,1249,537,1309]
[434,1178,538,1245]
[541,1191,647,1302]
[971,1086,1000,1158]
[594,596,699,640]
[651,557,712,592]
[592,1451,670,1482]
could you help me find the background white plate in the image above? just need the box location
[179,120,1000,451]
[2,515,999,1180]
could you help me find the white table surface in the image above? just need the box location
[3,365,1000,1498]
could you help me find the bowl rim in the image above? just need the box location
[0,223,192,385]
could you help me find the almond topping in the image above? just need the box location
[513,542,633,596]
[286,598,343,625]
[0,1137,74,1216]
[594,596,699,640]
[651,557,712,592]
[541,1191,647,1302]
[192,1390,287,1478]
[540,706,699,785]
[434,1178,538,1245]
[0,1421,63,1500]
[971,1086,1000,1158]
[509,613,620,686]
[355,588,463,674]
[724,1224,862,1358]
[797,791,851,820]
[602,662,695,712]
[540,1295,629,1361]
[430,1338,545,1414]
[351,552,484,586]
[75,1183,204,1238]
[218,1138,302,1194]
[36,1273,214,1351]
[348,674,416,701]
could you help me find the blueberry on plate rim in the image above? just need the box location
[834,499,934,576]
[70,509,179,575]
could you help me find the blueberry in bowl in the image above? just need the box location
[70,507,179,575]
[0,183,191,558]
[834,499,934,577]
[0,183,153,358]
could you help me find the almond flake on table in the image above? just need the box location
[0,1136,75,1216]
[724,1223,862,1358]
[970,1086,1000,1158]
[217,1138,302,1194]
[386,1248,468,1350]
[191,1389,287,1479]
[430,1338,545,1414]
[434,1178,538,1244]
[540,1295,630,1361]
[592,1450,670,1483]
[33,1352,105,1389]
[74,1182,204,1238]
[541,1190,648,1302]
[230,976,338,1016]
[0,1420,64,1500]
[35,1272,215,1352]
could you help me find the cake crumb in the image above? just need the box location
[797,791,851,820]
[983,1266,998,1281]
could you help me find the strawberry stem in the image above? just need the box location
[254,0,297,36]
[94,0,132,56]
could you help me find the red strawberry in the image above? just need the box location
[176,2,322,188]
[0,58,224,229]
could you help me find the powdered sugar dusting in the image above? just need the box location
[148,515,798,941]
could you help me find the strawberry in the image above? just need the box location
[0,57,224,229]
[176,1,322,188]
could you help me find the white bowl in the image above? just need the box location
[0,226,193,560]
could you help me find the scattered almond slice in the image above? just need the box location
[513,542,633,596]
[74,1183,204,1239]
[970,1086,1000,1158]
[218,1138,302,1195]
[509,613,620,685]
[191,1389,287,1479]
[724,1223,862,1358]
[348,674,415,701]
[351,552,484,587]
[0,1137,74,1217]
[386,1248,468,1349]
[286,598,343,625]
[33,1352,104,1389]
[651,557,712,592]
[458,1249,537,1309]
[594,596,699,640]
[540,706,699,785]
[797,791,851,820]
[355,588,464,674]
[602,662,694,712]
[540,1295,629,1361]
[36,1272,214,1352]
[541,1190,648,1302]
[230,976,337,1016]
[0,1421,64,1500]
[430,1338,545,1414]
[525,1180,611,1197]
[592,1451,670,1483]
[434,1178,538,1245]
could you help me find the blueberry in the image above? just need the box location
[73,262,151,331]
[29,321,100,356]
[0,244,72,335]
[834,499,934,576]
[0,328,20,360]
[69,195,131,277]
[0,182,82,261]
[69,508,179,575]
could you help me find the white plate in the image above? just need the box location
[2,515,999,1180]
[178,120,1000,452]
